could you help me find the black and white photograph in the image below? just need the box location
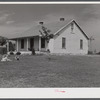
[0,3,100,88]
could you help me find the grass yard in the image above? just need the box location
[0,54,100,87]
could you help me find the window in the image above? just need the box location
[21,39,24,49]
[62,37,66,49]
[71,22,74,33]
[41,38,45,48]
[80,39,83,49]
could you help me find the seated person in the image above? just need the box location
[1,54,12,62]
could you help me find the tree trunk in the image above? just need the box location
[46,41,51,60]
[46,41,50,53]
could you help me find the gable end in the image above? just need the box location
[73,20,89,40]
[54,20,89,40]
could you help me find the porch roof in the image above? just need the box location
[9,19,89,40]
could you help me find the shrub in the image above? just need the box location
[16,52,21,55]
[10,51,14,55]
[96,52,100,55]
[28,48,32,51]
[88,51,93,55]
[0,37,7,46]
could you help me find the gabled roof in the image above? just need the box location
[9,19,89,40]
[73,20,89,40]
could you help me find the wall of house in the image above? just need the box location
[40,39,53,52]
[52,23,88,54]
[48,39,54,53]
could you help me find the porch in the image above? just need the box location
[15,36,48,52]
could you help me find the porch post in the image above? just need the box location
[7,40,9,52]
[27,38,29,51]
[39,36,41,51]
[16,39,18,52]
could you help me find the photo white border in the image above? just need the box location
[0,88,100,98]
[1,2,100,4]
[0,2,100,98]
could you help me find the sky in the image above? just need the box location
[0,4,100,52]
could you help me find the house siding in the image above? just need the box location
[17,38,27,51]
[48,39,54,53]
[52,23,88,54]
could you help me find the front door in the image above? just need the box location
[30,38,34,49]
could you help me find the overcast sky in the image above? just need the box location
[0,4,100,52]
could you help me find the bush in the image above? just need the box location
[88,51,93,55]
[10,51,14,55]
[96,52,100,55]
[0,47,7,55]
[16,52,21,55]
[49,34,54,38]
[28,48,32,51]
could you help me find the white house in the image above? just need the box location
[9,18,89,55]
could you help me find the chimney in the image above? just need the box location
[39,22,44,25]
[60,18,65,21]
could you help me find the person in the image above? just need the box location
[1,54,12,62]
[32,47,35,55]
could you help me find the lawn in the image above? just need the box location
[0,54,100,87]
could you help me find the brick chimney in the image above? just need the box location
[39,22,44,25]
[60,18,65,21]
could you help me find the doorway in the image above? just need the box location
[30,38,34,49]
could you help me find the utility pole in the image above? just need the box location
[6,39,9,53]
[89,36,95,53]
